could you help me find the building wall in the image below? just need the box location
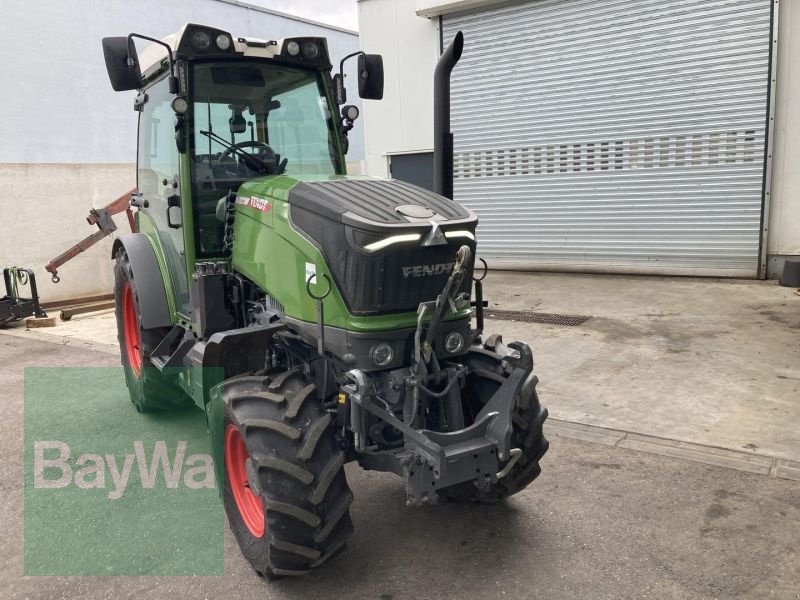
[769,0,800,269]
[359,0,800,277]
[0,0,363,302]
[358,0,440,179]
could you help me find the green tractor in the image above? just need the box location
[102,24,549,578]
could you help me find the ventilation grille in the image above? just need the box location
[454,129,761,178]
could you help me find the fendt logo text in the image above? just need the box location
[402,262,455,278]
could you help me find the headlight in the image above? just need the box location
[302,41,319,59]
[286,41,301,56]
[190,30,212,52]
[444,331,465,354]
[370,343,394,367]
[215,34,232,51]
[363,233,421,252]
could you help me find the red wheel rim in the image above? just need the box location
[121,283,142,379]
[224,424,265,538]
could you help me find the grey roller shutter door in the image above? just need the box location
[442,0,774,276]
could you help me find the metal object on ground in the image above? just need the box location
[780,258,800,288]
[486,309,591,327]
[45,189,137,283]
[59,300,116,321]
[0,268,47,326]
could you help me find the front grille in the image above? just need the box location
[486,309,591,326]
[380,241,475,313]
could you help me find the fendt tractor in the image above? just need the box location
[102,23,549,577]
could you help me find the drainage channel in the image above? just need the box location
[485,309,591,326]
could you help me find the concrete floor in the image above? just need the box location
[2,336,800,599]
[481,272,800,461]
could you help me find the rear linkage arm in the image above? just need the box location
[45,189,136,283]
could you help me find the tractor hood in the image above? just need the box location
[287,178,476,231]
[287,177,478,316]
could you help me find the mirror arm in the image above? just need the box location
[336,51,366,104]
[339,51,365,77]
[127,33,179,94]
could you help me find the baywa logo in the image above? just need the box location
[33,440,216,500]
[402,262,455,278]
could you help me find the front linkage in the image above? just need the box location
[343,246,538,506]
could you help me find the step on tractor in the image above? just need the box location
[102,24,549,578]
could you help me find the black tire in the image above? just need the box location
[443,342,549,503]
[222,369,354,579]
[113,247,191,413]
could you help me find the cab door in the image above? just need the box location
[137,75,191,318]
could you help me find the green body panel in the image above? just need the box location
[231,174,472,333]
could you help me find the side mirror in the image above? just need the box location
[358,54,384,100]
[333,73,347,105]
[102,37,142,92]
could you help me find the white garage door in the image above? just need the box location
[442,0,775,276]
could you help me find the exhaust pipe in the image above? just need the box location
[433,31,464,200]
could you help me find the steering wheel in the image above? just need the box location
[220,140,273,161]
[220,141,288,175]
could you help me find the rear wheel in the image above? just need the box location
[113,247,190,412]
[443,339,549,503]
[222,369,354,578]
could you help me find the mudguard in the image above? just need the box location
[111,234,172,330]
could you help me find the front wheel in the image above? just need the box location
[222,369,354,578]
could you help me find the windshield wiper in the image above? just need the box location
[199,130,270,174]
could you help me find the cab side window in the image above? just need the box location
[137,75,190,314]
[138,77,180,223]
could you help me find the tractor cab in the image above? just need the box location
[187,59,344,256]
[102,23,382,313]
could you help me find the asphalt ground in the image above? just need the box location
[2,333,799,599]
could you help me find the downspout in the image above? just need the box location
[433,31,464,200]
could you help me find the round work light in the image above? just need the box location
[371,343,394,367]
[190,30,212,52]
[215,34,232,51]
[444,332,465,354]
[286,41,301,56]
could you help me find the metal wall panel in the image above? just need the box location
[442,0,774,275]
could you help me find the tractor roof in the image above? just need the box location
[138,23,330,78]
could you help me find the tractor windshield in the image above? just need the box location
[189,61,343,256]
[190,61,342,180]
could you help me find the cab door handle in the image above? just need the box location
[130,192,149,209]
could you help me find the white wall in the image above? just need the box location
[0,0,362,302]
[360,0,800,274]
[769,0,800,259]
[358,0,440,178]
